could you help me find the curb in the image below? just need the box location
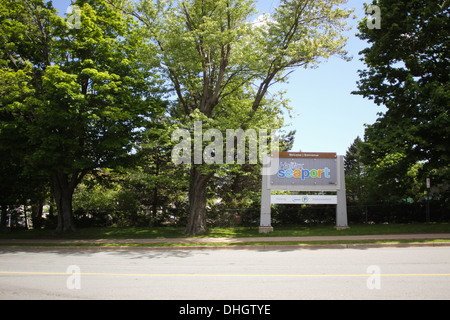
[1,241,449,251]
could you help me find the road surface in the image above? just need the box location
[0,247,449,300]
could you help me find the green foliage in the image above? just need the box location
[344,137,365,202]
[109,0,353,234]
[354,0,449,189]
[1,0,361,231]
[0,0,164,231]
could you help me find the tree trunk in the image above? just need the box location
[31,201,44,230]
[150,186,157,227]
[23,205,28,229]
[0,204,7,230]
[185,165,213,235]
[150,155,160,227]
[52,172,83,233]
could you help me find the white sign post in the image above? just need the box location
[260,152,349,233]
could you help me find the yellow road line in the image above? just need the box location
[1,271,450,278]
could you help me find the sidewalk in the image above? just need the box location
[1,233,450,250]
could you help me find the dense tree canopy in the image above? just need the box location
[354,0,449,190]
[108,0,353,234]
[0,0,164,232]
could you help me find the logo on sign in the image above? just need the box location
[277,167,331,180]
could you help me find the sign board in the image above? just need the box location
[260,152,348,233]
[270,152,338,187]
[271,195,338,205]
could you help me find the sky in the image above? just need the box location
[52,0,385,156]
[255,0,386,156]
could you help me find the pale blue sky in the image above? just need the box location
[52,0,384,156]
[256,0,385,156]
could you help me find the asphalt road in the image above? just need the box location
[0,247,449,300]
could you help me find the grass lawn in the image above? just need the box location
[0,222,449,240]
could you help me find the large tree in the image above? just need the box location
[354,0,449,187]
[0,0,163,232]
[109,0,353,234]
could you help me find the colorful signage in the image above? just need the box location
[277,167,331,180]
[260,152,349,233]
[270,152,338,186]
